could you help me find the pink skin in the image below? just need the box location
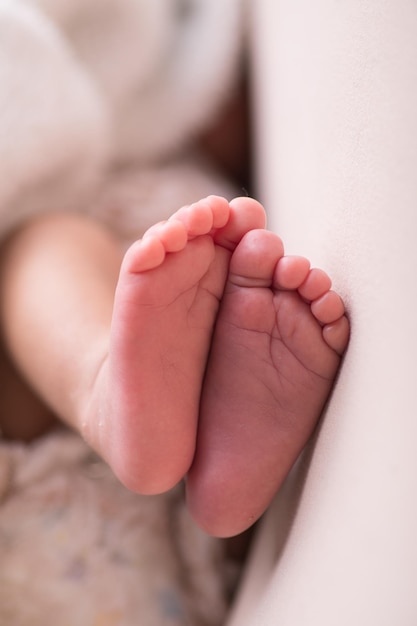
[88,194,349,537]
[186,229,349,537]
[93,196,267,494]
[0,192,349,539]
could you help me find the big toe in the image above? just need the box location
[228,229,284,288]
[214,198,267,251]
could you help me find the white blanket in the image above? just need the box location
[0,0,243,238]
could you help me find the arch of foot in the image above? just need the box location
[228,1,417,625]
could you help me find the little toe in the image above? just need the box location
[298,268,332,301]
[323,315,350,355]
[228,229,284,288]
[274,255,311,290]
[311,290,346,325]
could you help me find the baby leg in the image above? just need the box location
[0,197,266,495]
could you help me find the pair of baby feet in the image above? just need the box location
[100,196,349,537]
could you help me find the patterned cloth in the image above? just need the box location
[0,430,235,625]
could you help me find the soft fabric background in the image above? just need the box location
[229,1,417,624]
[0,0,243,239]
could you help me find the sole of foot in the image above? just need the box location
[92,196,266,494]
[186,228,350,537]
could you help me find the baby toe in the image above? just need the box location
[228,229,284,288]
[323,316,350,355]
[311,291,346,325]
[274,255,311,290]
[298,268,332,301]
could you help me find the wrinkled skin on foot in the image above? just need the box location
[187,228,349,537]
[84,194,349,538]
[87,196,266,495]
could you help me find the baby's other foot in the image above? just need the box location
[187,229,350,537]
[89,196,266,495]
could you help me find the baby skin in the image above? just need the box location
[0,196,349,538]
[90,196,349,537]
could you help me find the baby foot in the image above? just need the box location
[91,196,266,494]
[186,229,350,537]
